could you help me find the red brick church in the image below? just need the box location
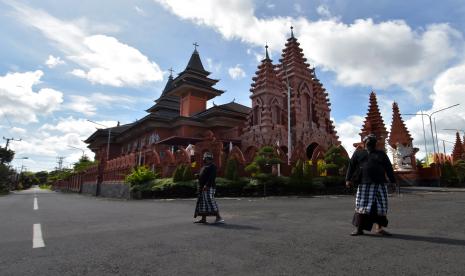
[84,30,342,187]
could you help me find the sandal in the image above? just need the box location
[376,229,392,236]
[350,230,364,236]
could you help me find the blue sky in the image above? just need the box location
[1,0,465,171]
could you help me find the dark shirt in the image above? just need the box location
[346,149,396,184]
[198,163,217,188]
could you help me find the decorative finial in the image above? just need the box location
[232,98,236,102]
[265,43,270,60]
[168,67,174,77]
[193,42,199,51]
[290,26,294,38]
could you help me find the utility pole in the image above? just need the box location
[56,156,64,171]
[3,137,21,150]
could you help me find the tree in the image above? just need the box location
[323,146,349,176]
[73,155,96,172]
[18,171,40,190]
[0,146,15,164]
[0,146,15,193]
[35,171,49,185]
[245,146,281,175]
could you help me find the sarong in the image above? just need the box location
[353,182,389,230]
[355,182,388,215]
[194,187,219,217]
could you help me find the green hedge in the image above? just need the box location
[131,175,351,199]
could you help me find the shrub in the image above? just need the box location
[125,166,158,192]
[323,145,350,176]
[172,164,185,182]
[245,146,281,176]
[453,160,465,184]
[317,159,327,176]
[303,161,313,179]
[440,161,458,186]
[291,160,304,180]
[225,158,239,181]
[151,178,196,198]
[182,165,194,181]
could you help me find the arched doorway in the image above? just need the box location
[306,143,319,160]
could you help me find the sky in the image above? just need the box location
[1,0,465,172]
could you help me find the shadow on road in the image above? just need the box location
[369,233,465,246]
[207,223,261,231]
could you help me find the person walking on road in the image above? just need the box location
[194,152,224,224]
[346,134,396,236]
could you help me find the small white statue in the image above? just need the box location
[392,143,414,171]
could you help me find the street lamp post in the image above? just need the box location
[403,103,460,162]
[14,157,28,191]
[403,103,460,186]
[68,145,85,157]
[87,120,112,161]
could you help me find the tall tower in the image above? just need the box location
[241,45,287,160]
[276,27,339,161]
[242,27,340,163]
[165,46,223,117]
[452,132,464,163]
[359,91,388,151]
[388,102,418,170]
[146,70,180,119]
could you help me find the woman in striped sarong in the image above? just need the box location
[194,152,224,224]
[346,134,396,236]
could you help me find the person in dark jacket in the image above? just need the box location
[194,152,224,224]
[346,134,396,236]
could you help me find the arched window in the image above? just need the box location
[271,98,281,125]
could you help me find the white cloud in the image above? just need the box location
[0,70,63,124]
[9,117,119,171]
[65,95,97,116]
[334,115,364,156]
[40,116,116,136]
[63,92,138,115]
[154,0,462,91]
[45,55,65,68]
[405,63,465,159]
[266,3,275,9]
[228,64,246,80]
[9,2,163,87]
[135,5,147,16]
[10,127,27,136]
[206,58,222,73]
[316,5,331,18]
[294,3,302,14]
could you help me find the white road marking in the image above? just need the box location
[33,197,38,210]
[33,224,45,248]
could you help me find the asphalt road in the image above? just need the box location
[1,186,465,275]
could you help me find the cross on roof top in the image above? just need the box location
[168,67,174,76]
[193,42,199,51]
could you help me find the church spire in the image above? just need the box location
[388,102,413,149]
[278,25,312,80]
[265,43,270,60]
[185,42,209,75]
[359,91,388,150]
[250,45,282,94]
[452,131,464,163]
